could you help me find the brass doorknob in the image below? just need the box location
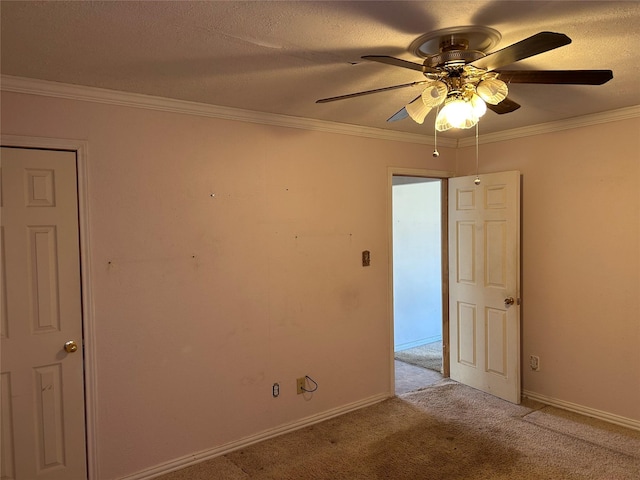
[64,341,78,353]
[504,297,515,306]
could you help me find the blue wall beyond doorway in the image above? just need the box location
[392,176,442,351]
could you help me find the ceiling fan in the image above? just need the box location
[316,26,613,131]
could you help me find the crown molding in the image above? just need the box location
[1,75,460,148]
[4,75,635,150]
[457,105,640,148]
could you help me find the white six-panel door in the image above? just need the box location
[1,147,87,479]
[448,171,521,404]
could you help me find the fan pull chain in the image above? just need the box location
[474,123,481,185]
[433,106,440,158]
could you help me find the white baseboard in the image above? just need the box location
[119,392,391,480]
[522,389,640,432]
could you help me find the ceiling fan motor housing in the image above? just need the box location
[411,26,503,58]
[424,50,486,69]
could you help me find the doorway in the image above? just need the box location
[391,174,446,394]
[389,169,521,401]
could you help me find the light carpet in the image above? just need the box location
[156,379,640,480]
[394,341,442,373]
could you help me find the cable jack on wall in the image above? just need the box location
[296,375,319,395]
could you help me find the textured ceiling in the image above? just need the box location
[1,1,639,139]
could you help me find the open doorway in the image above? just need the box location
[391,175,445,394]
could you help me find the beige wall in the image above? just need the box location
[2,90,638,479]
[1,91,454,479]
[456,120,640,422]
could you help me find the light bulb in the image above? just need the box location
[477,78,508,105]
[436,97,478,131]
[446,100,472,128]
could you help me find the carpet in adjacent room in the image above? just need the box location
[394,341,442,373]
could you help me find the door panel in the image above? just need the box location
[0,147,87,480]
[449,171,521,404]
[457,302,477,366]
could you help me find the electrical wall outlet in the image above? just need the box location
[296,377,306,394]
[530,355,540,371]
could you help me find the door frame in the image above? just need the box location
[1,135,97,480]
[387,167,454,394]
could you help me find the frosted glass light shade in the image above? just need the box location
[421,81,448,107]
[435,113,453,131]
[436,97,479,131]
[470,94,487,118]
[406,97,432,124]
[476,78,508,105]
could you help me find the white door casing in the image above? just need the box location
[387,167,454,393]
[1,147,87,479]
[448,171,521,404]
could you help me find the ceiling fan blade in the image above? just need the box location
[486,97,521,114]
[470,32,571,71]
[361,55,439,74]
[387,106,409,122]
[496,69,613,85]
[316,81,426,103]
